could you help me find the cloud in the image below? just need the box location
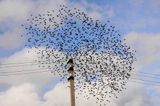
[0,0,112,51]
[0,83,70,106]
[125,32,160,65]
[0,46,152,105]
[0,81,151,106]
[0,46,151,106]
[124,32,160,105]
[0,83,41,106]
[70,0,103,20]
[0,28,24,50]
[0,0,66,50]
[0,48,55,89]
[0,0,32,22]
[0,0,33,50]
[0,0,155,105]
[70,0,114,20]
[113,81,151,106]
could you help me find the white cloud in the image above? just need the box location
[0,81,151,106]
[0,83,41,106]
[0,31,155,105]
[0,83,70,106]
[125,32,160,65]
[88,11,102,20]
[0,0,66,50]
[0,46,151,106]
[0,48,54,88]
[0,46,152,105]
[124,32,160,105]
[0,0,31,50]
[33,0,67,12]
[0,0,32,22]
[0,0,112,50]
[0,28,24,50]
[70,0,114,20]
[113,81,151,106]
[0,0,155,105]
[70,0,103,20]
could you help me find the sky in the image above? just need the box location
[0,0,160,106]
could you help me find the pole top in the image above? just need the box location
[67,58,73,64]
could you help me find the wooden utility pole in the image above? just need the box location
[67,59,75,106]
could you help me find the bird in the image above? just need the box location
[21,6,136,106]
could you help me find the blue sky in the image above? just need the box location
[0,0,160,106]
[113,1,160,33]
[85,0,160,33]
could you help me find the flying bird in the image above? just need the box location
[21,5,136,106]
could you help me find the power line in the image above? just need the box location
[131,77,160,84]
[0,69,160,87]
[0,74,159,87]
[0,60,56,66]
[0,68,48,73]
[0,69,51,76]
[1,68,159,80]
[131,71,160,77]
[137,71,160,77]
[0,70,159,85]
[0,61,55,69]
[0,62,160,86]
[128,80,160,86]
[0,66,160,80]
[0,63,159,78]
[0,63,39,68]
[133,73,160,80]
[0,61,35,66]
[0,62,159,77]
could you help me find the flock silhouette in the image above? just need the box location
[21,5,136,105]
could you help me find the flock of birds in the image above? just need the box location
[21,5,136,105]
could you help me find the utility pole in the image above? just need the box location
[67,59,75,106]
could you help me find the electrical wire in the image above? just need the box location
[0,63,39,68]
[0,61,35,66]
[0,68,48,73]
[132,73,160,80]
[0,62,160,86]
[0,70,159,87]
[0,70,159,85]
[0,63,159,77]
[0,62,159,77]
[128,80,160,86]
[0,61,55,68]
[1,67,159,79]
[131,77,160,84]
[0,69,51,76]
